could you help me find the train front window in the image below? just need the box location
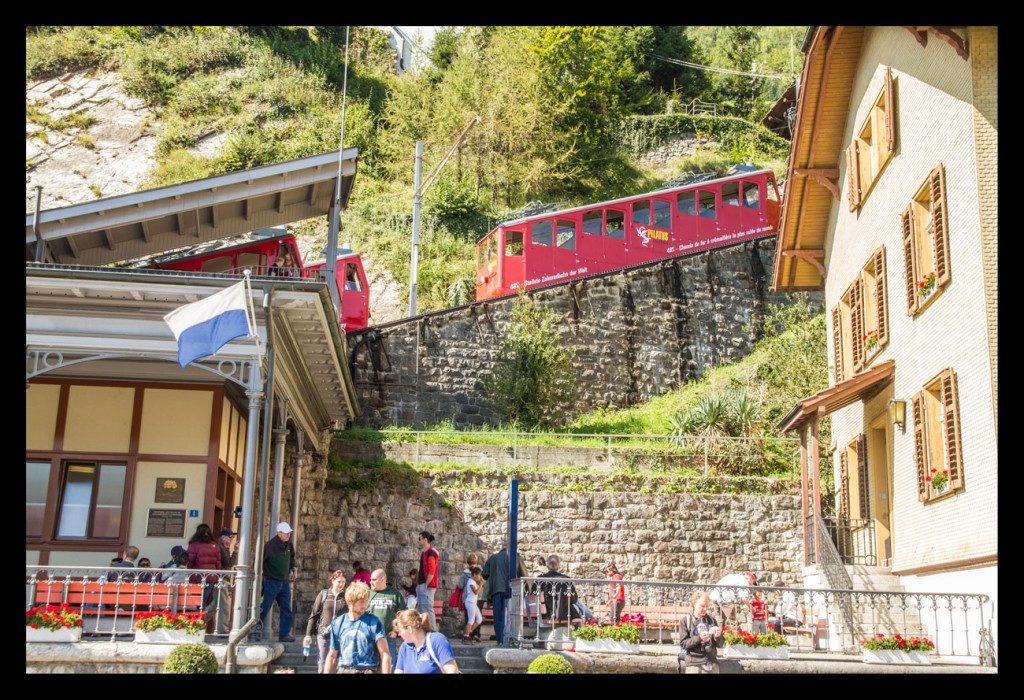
[505,230,523,256]
[766,176,780,203]
[201,256,232,273]
[722,182,740,207]
[677,191,696,216]
[742,182,760,209]
[698,191,717,219]
[556,220,576,250]
[632,200,651,226]
[488,236,498,265]
[531,220,553,247]
[344,263,363,291]
[653,200,671,228]
[237,252,263,274]
[582,211,603,236]
[606,211,625,239]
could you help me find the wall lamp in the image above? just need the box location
[888,399,906,431]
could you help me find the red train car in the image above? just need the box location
[476,169,781,301]
[143,228,371,332]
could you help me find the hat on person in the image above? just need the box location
[275,522,293,534]
[220,528,237,537]
[170,545,185,556]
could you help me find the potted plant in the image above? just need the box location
[722,628,790,660]
[572,621,641,653]
[527,653,574,674]
[164,643,219,674]
[926,468,950,496]
[861,633,934,664]
[863,329,879,356]
[917,272,937,300]
[26,604,83,642]
[134,610,206,644]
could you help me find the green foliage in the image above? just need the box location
[572,622,640,643]
[446,277,476,307]
[616,114,789,161]
[25,26,116,79]
[163,643,218,674]
[723,629,789,648]
[861,634,935,652]
[482,293,576,429]
[527,653,574,674]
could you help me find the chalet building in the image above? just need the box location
[25,151,360,628]
[772,26,997,653]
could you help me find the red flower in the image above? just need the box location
[926,476,932,482]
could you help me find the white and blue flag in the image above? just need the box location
[163,280,253,368]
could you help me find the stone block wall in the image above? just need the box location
[349,238,817,429]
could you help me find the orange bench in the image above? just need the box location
[33,581,205,617]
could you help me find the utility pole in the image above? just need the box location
[408,114,480,317]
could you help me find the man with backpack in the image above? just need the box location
[678,590,724,673]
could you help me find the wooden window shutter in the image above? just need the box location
[900,205,918,316]
[940,368,964,490]
[874,246,889,346]
[850,278,865,374]
[912,392,928,502]
[839,449,850,516]
[846,141,862,211]
[884,67,896,155]
[930,164,951,286]
[857,434,870,519]
[831,305,845,383]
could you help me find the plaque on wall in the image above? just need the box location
[155,477,185,504]
[146,509,186,538]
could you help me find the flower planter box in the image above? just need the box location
[134,628,206,644]
[26,626,82,643]
[862,649,931,665]
[723,644,789,660]
[573,639,640,654]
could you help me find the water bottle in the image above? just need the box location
[303,642,310,661]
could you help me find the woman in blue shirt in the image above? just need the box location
[392,610,460,674]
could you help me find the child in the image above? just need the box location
[749,589,768,635]
[400,568,417,609]
[462,565,483,643]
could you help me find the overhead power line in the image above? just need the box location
[646,52,793,81]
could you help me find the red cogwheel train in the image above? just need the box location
[475,168,781,301]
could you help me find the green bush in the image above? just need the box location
[527,653,574,674]
[163,643,218,674]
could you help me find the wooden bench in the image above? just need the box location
[33,581,205,619]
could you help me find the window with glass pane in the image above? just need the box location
[632,201,650,226]
[505,230,523,256]
[677,191,696,216]
[699,191,717,219]
[556,220,576,250]
[653,200,671,228]
[26,461,50,538]
[582,211,603,236]
[531,220,553,247]
[742,182,760,209]
[56,462,126,540]
[722,182,740,207]
[606,211,625,239]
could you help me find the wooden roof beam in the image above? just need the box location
[103,229,115,250]
[782,249,826,278]
[794,168,841,200]
[903,26,928,47]
[921,27,969,60]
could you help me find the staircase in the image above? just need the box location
[269,639,318,674]
[266,636,495,674]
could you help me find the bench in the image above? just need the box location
[33,581,205,620]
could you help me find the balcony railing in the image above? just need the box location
[507,577,995,664]
[26,565,239,640]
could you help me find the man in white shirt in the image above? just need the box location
[769,581,801,633]
[708,571,756,627]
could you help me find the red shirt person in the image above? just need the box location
[415,530,440,630]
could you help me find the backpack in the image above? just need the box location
[447,584,464,611]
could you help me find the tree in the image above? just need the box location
[483,292,576,429]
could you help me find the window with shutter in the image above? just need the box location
[831,305,845,384]
[858,247,887,366]
[915,368,964,503]
[873,247,889,346]
[839,287,856,379]
[857,434,870,519]
[905,165,950,315]
[848,70,898,210]
[850,278,865,374]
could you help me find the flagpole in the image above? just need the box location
[242,270,264,388]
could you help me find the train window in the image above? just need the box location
[556,220,576,250]
[237,252,263,274]
[582,210,603,236]
[201,256,233,273]
[606,211,625,239]
[698,191,717,219]
[478,242,487,268]
[531,220,553,247]
[766,176,780,202]
[487,236,498,265]
[722,182,740,207]
[677,191,696,216]
[344,263,363,291]
[505,230,523,256]
[653,200,671,228]
[632,200,651,226]
[742,182,760,209]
